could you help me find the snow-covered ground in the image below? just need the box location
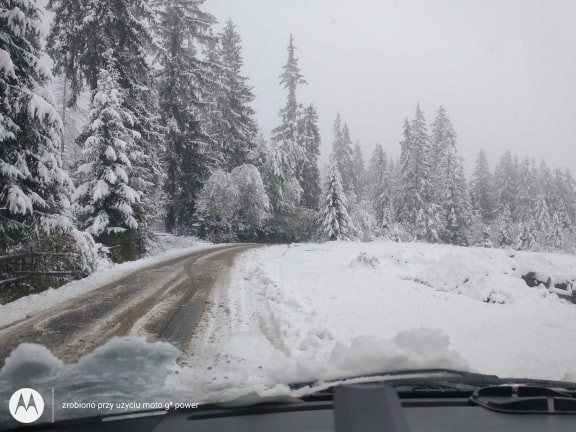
[186,240,576,388]
[2,240,576,424]
[0,234,210,328]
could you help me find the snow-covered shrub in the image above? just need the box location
[263,207,318,243]
[385,223,413,242]
[195,170,239,241]
[350,200,377,242]
[320,157,354,241]
[230,164,270,239]
[195,164,271,241]
[350,252,380,269]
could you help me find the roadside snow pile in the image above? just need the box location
[198,241,576,384]
[350,252,380,269]
[417,251,550,304]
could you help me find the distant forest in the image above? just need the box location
[2,0,575,280]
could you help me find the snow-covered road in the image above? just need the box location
[0,244,256,364]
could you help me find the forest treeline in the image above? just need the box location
[1,0,575,279]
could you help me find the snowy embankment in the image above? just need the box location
[191,241,576,388]
[0,234,211,328]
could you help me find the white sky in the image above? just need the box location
[204,0,576,174]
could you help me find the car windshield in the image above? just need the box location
[1,0,576,428]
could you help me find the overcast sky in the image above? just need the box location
[204,0,576,174]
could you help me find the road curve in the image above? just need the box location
[0,244,258,366]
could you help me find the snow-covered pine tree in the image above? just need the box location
[546,212,563,250]
[74,55,144,261]
[414,204,441,243]
[548,169,570,229]
[46,0,91,162]
[154,0,219,233]
[46,0,87,107]
[515,222,538,251]
[211,20,258,171]
[395,119,413,225]
[350,199,377,242]
[352,140,366,200]
[532,195,550,241]
[497,205,514,247]
[321,156,354,240]
[50,74,90,168]
[494,151,518,218]
[481,225,493,248]
[1,0,98,271]
[297,104,321,210]
[269,35,307,213]
[396,104,437,240]
[367,144,391,230]
[230,164,270,239]
[471,150,495,223]
[49,0,164,248]
[553,168,576,228]
[248,131,271,173]
[430,106,471,245]
[330,117,356,197]
[514,158,537,223]
[467,210,484,246]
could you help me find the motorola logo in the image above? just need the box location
[9,388,45,424]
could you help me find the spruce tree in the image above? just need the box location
[1,0,98,270]
[515,222,538,251]
[497,205,514,247]
[270,35,306,213]
[533,196,551,239]
[321,157,354,240]
[329,115,355,195]
[494,151,518,217]
[546,212,563,250]
[471,150,495,223]
[154,0,219,233]
[352,141,366,200]
[514,158,537,223]
[430,106,471,245]
[211,20,258,171]
[396,104,437,240]
[297,104,321,210]
[46,0,87,106]
[74,57,142,260]
[555,169,576,227]
[367,144,390,228]
[48,0,164,249]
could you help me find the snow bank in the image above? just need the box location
[203,241,576,384]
